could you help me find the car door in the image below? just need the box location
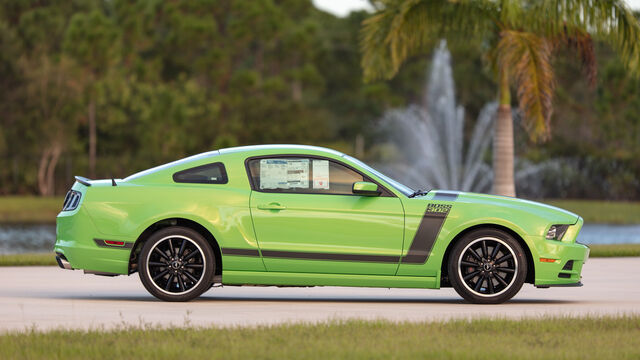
[247,156,404,275]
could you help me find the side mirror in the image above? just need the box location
[352,181,381,196]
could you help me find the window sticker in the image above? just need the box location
[259,159,287,189]
[312,160,329,189]
[285,159,309,188]
[259,158,309,189]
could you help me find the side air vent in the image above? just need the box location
[562,260,574,271]
[62,190,82,211]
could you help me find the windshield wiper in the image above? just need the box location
[408,189,429,198]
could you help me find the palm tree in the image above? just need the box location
[361,0,640,196]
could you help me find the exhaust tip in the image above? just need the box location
[55,252,73,270]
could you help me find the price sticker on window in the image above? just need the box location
[312,160,329,189]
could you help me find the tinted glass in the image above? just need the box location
[248,157,364,195]
[173,162,228,184]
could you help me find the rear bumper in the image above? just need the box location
[55,207,131,275]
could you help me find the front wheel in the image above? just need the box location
[139,227,215,301]
[448,229,527,304]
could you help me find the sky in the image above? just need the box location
[626,0,640,9]
[313,0,640,17]
[312,0,373,17]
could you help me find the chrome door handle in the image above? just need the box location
[257,202,286,210]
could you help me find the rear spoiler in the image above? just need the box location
[74,176,92,187]
[74,176,117,187]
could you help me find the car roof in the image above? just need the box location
[124,145,345,182]
[124,150,220,181]
[218,144,345,157]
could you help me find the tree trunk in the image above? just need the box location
[492,69,516,197]
[37,144,63,196]
[37,147,52,196]
[291,80,302,102]
[355,133,365,158]
[88,98,96,178]
[45,143,62,196]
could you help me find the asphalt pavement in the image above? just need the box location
[1,257,639,332]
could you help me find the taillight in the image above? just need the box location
[62,190,82,211]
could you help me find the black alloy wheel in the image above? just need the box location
[448,229,527,304]
[139,227,215,302]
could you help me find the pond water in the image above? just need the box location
[576,224,640,245]
[0,223,638,255]
[0,224,56,255]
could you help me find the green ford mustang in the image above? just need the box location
[55,145,589,303]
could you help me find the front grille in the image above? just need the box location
[62,190,82,211]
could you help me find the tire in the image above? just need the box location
[139,226,215,302]
[448,228,527,304]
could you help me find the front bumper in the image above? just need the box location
[531,218,590,286]
[537,282,583,288]
[533,242,589,286]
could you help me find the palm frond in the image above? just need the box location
[497,30,555,141]
[530,0,640,75]
[496,0,524,29]
[361,8,398,82]
[360,0,493,82]
[554,25,597,87]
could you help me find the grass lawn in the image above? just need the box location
[0,253,56,266]
[588,244,640,257]
[0,196,63,224]
[1,244,639,267]
[0,316,638,359]
[541,199,640,225]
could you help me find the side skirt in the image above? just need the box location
[222,270,440,289]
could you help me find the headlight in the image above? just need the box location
[546,224,570,240]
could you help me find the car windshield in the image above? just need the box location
[343,155,415,197]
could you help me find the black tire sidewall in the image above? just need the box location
[138,226,215,302]
[448,228,527,304]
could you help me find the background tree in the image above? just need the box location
[0,0,91,194]
[63,9,121,178]
[18,55,83,195]
[0,0,639,200]
[361,0,640,196]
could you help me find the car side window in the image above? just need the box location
[247,157,365,195]
[173,162,228,184]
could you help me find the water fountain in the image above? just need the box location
[377,40,497,193]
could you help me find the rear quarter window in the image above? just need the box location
[173,162,228,184]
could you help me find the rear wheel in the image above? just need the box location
[448,229,527,304]
[139,227,215,301]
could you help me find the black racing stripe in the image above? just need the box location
[260,250,400,263]
[93,239,133,249]
[221,248,261,257]
[432,191,459,201]
[401,204,451,264]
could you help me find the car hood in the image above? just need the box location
[431,191,580,225]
